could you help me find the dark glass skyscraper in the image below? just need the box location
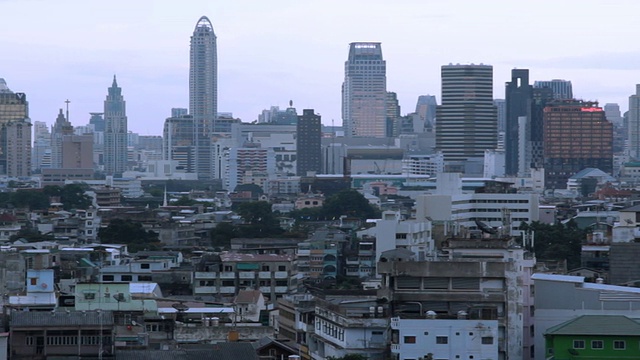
[190,16,217,180]
[505,69,533,176]
[104,75,128,176]
[296,109,322,176]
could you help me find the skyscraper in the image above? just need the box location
[0,78,31,177]
[190,16,217,180]
[505,69,533,176]
[32,120,51,171]
[103,75,128,176]
[415,95,437,126]
[386,92,400,137]
[436,64,497,163]
[629,85,640,159]
[50,109,73,169]
[533,79,573,100]
[342,42,387,137]
[543,100,613,189]
[296,109,322,176]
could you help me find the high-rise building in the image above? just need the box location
[629,85,640,159]
[415,95,437,126]
[505,69,533,176]
[190,16,217,180]
[436,64,497,163]
[533,79,573,100]
[530,87,554,169]
[386,92,401,137]
[493,99,506,133]
[0,78,31,177]
[89,112,104,132]
[296,109,322,176]
[342,42,387,137]
[50,109,74,169]
[163,114,195,173]
[543,100,613,189]
[32,120,51,171]
[103,75,128,176]
[604,103,623,126]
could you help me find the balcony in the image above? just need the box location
[194,272,216,279]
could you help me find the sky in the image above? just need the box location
[2,0,640,135]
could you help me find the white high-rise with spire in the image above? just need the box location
[190,16,217,180]
[104,75,128,176]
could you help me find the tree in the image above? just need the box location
[323,189,380,220]
[10,190,50,210]
[326,355,368,360]
[60,184,92,210]
[236,201,283,238]
[173,196,197,206]
[519,220,585,269]
[98,219,161,252]
[210,222,238,249]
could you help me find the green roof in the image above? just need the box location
[545,315,640,336]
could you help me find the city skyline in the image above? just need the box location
[2,0,640,134]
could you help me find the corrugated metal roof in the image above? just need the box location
[545,315,640,336]
[11,310,114,327]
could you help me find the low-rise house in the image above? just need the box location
[10,310,114,359]
[544,315,640,360]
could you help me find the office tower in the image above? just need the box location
[89,112,104,132]
[163,114,195,173]
[50,109,74,169]
[629,85,640,159]
[171,108,188,118]
[61,134,93,169]
[505,69,533,176]
[533,79,573,100]
[0,78,31,177]
[530,87,554,169]
[342,42,387,137]
[32,121,51,171]
[543,100,613,189]
[494,99,506,133]
[604,103,623,126]
[415,95,437,126]
[296,109,322,176]
[386,92,400,136]
[103,75,128,176]
[190,16,217,180]
[436,64,497,163]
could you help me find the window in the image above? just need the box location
[138,275,152,281]
[121,275,132,282]
[613,340,625,350]
[83,292,96,300]
[261,265,270,271]
[140,263,150,269]
[403,336,416,344]
[30,278,37,285]
[591,340,603,349]
[436,336,448,344]
[102,275,114,281]
[573,340,585,349]
[278,265,286,271]
[482,337,494,345]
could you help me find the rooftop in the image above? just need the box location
[11,310,114,327]
[545,315,640,336]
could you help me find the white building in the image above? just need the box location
[357,211,434,265]
[402,152,445,177]
[390,317,499,360]
[415,173,539,235]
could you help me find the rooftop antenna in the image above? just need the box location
[64,99,71,122]
[289,99,293,108]
[163,185,168,207]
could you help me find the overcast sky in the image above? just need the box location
[2,0,640,134]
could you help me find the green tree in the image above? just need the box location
[98,219,161,252]
[327,355,368,360]
[210,222,238,249]
[173,196,197,206]
[323,189,380,220]
[10,190,50,210]
[236,201,283,238]
[520,220,585,269]
[60,184,92,210]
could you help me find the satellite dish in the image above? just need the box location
[475,220,498,234]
